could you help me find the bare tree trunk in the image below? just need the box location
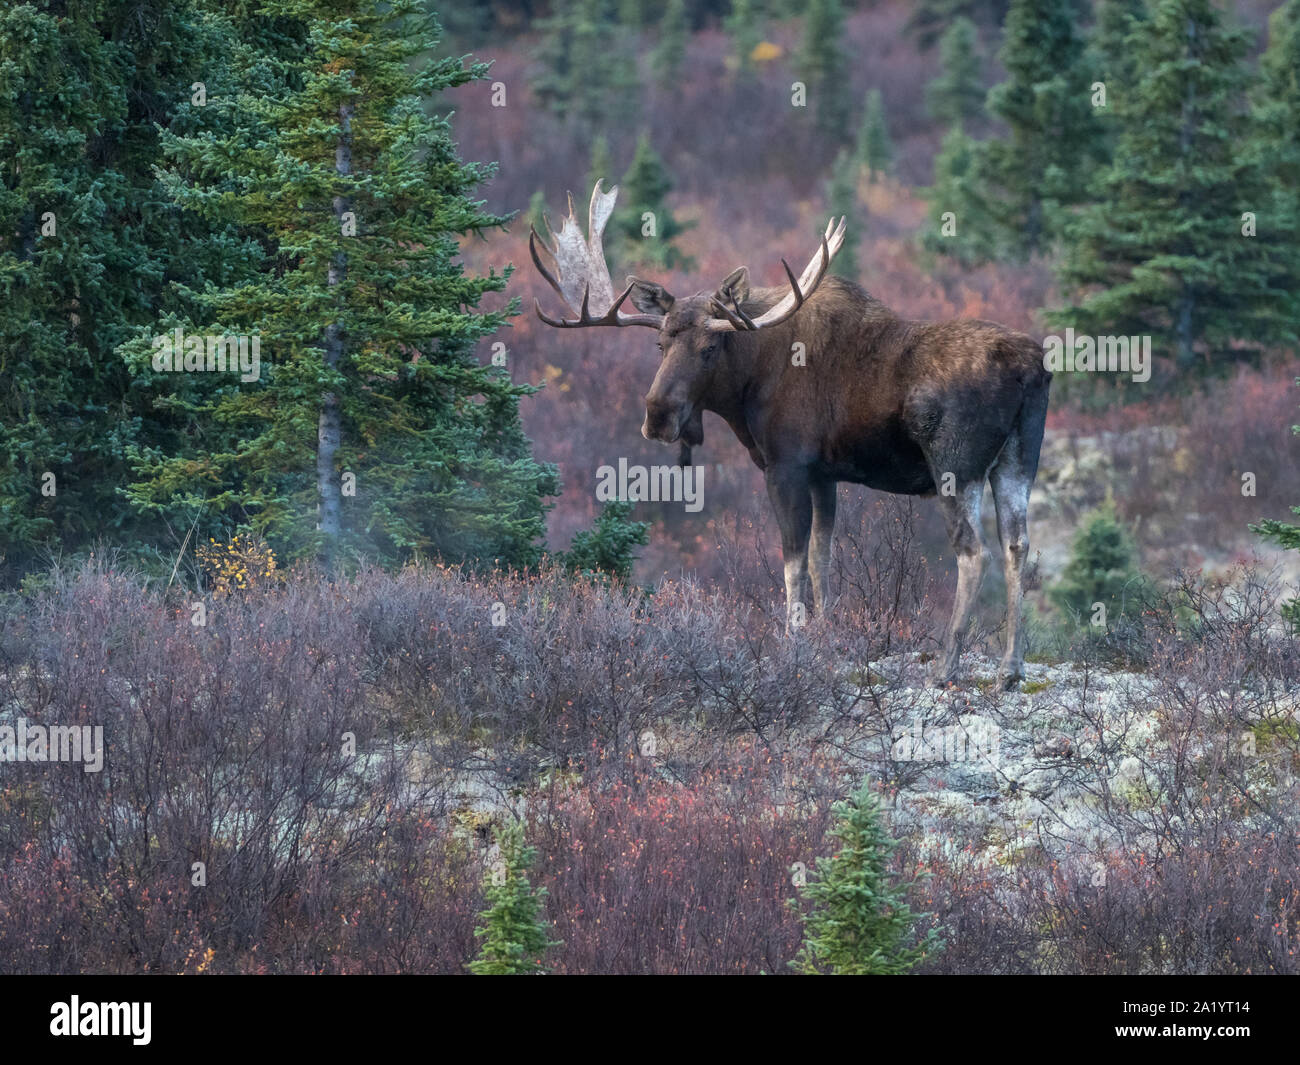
[318,98,353,564]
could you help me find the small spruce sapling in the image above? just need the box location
[468,819,558,975]
[791,780,943,974]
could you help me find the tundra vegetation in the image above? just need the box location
[2,0,1299,974]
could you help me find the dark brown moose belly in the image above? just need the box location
[814,430,935,495]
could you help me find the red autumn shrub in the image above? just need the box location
[531,750,837,974]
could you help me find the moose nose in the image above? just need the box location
[642,397,680,443]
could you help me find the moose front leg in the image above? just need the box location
[765,465,813,631]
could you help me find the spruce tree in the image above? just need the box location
[0,0,252,577]
[1250,0,1300,329]
[1256,0,1300,188]
[791,780,943,975]
[1087,0,1148,163]
[130,0,557,568]
[856,89,894,182]
[612,133,695,271]
[561,501,650,585]
[652,0,688,91]
[798,0,852,137]
[921,122,1000,264]
[617,0,646,29]
[725,0,764,78]
[1049,0,1299,372]
[1049,497,1143,626]
[1254,491,1300,629]
[1253,466,1300,630]
[0,0,135,568]
[980,0,1102,258]
[825,149,861,280]
[1089,0,1148,110]
[534,0,635,135]
[468,820,557,975]
[907,0,1010,50]
[925,16,983,126]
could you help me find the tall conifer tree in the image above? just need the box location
[652,0,688,90]
[131,0,557,567]
[725,0,764,79]
[980,0,1102,258]
[921,122,1000,265]
[1049,0,1299,372]
[1250,0,1300,329]
[798,0,851,137]
[534,0,635,135]
[612,133,694,272]
[925,16,983,126]
[856,88,895,181]
[825,149,861,280]
[0,0,249,575]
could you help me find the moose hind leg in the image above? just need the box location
[990,454,1031,689]
[809,480,837,619]
[765,466,813,631]
[932,481,986,686]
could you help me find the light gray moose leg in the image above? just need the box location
[766,466,813,630]
[990,455,1032,689]
[809,480,837,618]
[932,481,986,686]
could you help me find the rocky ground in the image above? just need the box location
[821,650,1300,878]
[438,645,1299,886]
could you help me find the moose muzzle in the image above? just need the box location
[642,395,687,443]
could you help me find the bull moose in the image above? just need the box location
[531,182,1050,689]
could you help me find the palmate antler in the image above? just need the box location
[530,181,664,329]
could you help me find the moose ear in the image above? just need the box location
[626,276,675,315]
[714,267,750,306]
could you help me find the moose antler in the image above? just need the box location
[531,181,664,329]
[706,216,848,332]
